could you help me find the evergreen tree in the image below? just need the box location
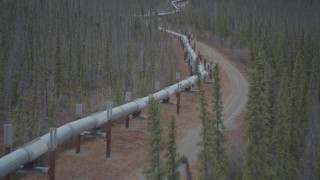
[171,0,320,177]
[308,40,320,179]
[317,148,320,179]
[242,50,271,179]
[273,68,292,179]
[274,50,308,179]
[209,64,228,179]
[199,64,228,180]
[144,97,164,180]
[164,115,180,180]
[287,50,308,176]
[198,77,211,179]
[261,71,276,178]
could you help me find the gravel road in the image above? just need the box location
[177,40,249,167]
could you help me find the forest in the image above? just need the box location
[1,0,319,179]
[0,0,176,149]
[167,0,320,178]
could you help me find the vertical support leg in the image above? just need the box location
[210,69,213,79]
[4,124,12,180]
[125,115,130,128]
[75,114,81,154]
[176,93,181,114]
[49,150,56,180]
[4,146,11,180]
[106,121,112,158]
[75,134,81,154]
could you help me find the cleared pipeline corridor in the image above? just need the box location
[0,0,248,178]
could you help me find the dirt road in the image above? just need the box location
[177,40,248,167]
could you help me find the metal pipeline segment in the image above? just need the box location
[0,4,207,178]
[171,0,181,11]
[143,0,182,17]
[0,32,206,177]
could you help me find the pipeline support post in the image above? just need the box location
[176,72,181,114]
[75,134,81,154]
[49,150,56,180]
[75,104,83,154]
[176,72,180,83]
[125,115,130,128]
[125,92,131,128]
[106,121,112,158]
[176,92,181,114]
[4,124,12,180]
[209,62,213,79]
[4,124,12,155]
[4,124,12,153]
[155,81,160,91]
[48,128,57,180]
[106,101,113,158]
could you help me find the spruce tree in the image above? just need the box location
[261,70,276,179]
[273,69,292,179]
[309,41,320,179]
[317,149,320,179]
[164,115,180,180]
[199,64,228,180]
[242,50,270,179]
[274,49,308,179]
[198,76,211,179]
[209,63,228,179]
[144,97,164,180]
[287,50,307,176]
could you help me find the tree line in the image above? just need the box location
[167,0,320,179]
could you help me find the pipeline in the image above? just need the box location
[139,0,182,17]
[0,0,207,177]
